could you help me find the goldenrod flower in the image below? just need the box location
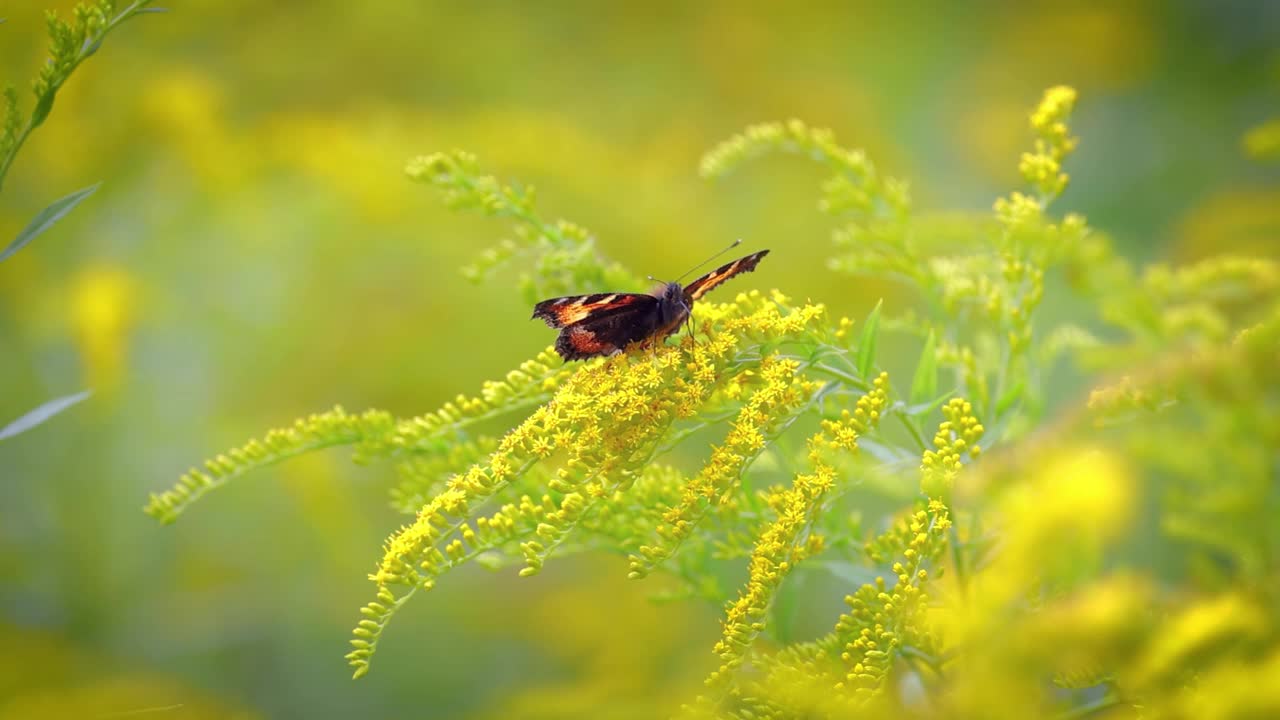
[703,374,889,698]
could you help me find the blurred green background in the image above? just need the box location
[1,1,1277,717]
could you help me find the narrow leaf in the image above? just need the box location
[819,560,880,587]
[772,569,802,644]
[909,330,938,405]
[855,299,882,379]
[0,391,91,441]
[902,390,956,418]
[0,183,101,263]
[995,379,1026,418]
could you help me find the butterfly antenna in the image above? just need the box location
[675,238,743,283]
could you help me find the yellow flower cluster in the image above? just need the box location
[630,355,821,578]
[374,347,699,588]
[356,294,832,678]
[699,119,871,182]
[577,463,689,565]
[1087,374,1173,422]
[734,378,1280,720]
[143,406,396,524]
[993,190,1043,229]
[144,348,571,524]
[923,399,1280,720]
[373,348,571,458]
[837,501,950,699]
[1088,298,1279,428]
[699,118,910,225]
[1144,255,1278,301]
[920,398,984,496]
[936,341,989,415]
[712,647,856,719]
[1019,85,1078,199]
[946,447,1135,658]
[993,87,1082,266]
[390,436,497,513]
[1135,256,1280,344]
[355,348,708,676]
[703,374,889,696]
[727,443,961,717]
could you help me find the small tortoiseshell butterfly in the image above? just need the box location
[533,242,769,360]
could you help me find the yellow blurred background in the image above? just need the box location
[1,2,1277,717]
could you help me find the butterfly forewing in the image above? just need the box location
[532,293,656,329]
[554,299,665,360]
[682,250,770,302]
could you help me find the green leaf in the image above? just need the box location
[909,330,937,405]
[855,299,882,379]
[818,560,880,587]
[0,390,91,441]
[0,183,100,263]
[29,92,55,129]
[995,379,1026,418]
[772,567,802,644]
[902,390,955,418]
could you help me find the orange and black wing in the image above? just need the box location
[532,292,663,361]
[682,250,769,303]
[532,292,655,329]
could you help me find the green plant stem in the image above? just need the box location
[949,523,968,600]
[1054,692,1122,720]
[813,362,871,391]
[899,644,944,675]
[894,410,929,453]
[0,0,153,192]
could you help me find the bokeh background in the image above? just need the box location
[1,1,1277,717]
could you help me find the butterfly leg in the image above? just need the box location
[640,336,661,366]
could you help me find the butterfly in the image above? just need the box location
[532,244,770,361]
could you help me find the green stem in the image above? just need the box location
[948,523,968,599]
[894,409,929,453]
[1054,692,1121,720]
[812,362,871,391]
[898,644,944,675]
[0,1,154,192]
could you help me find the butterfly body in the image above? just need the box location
[533,250,769,360]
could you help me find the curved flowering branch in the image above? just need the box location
[144,348,571,522]
[405,150,638,303]
[351,293,846,678]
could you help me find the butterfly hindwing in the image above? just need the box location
[532,292,656,329]
[682,250,770,302]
